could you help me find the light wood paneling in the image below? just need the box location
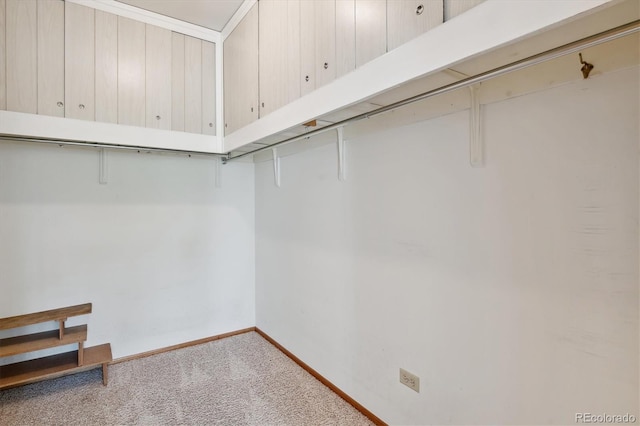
[444,0,486,20]
[6,0,37,114]
[286,0,301,104]
[300,0,315,95]
[95,10,118,123]
[118,16,145,126]
[223,3,258,135]
[355,0,387,68]
[336,0,355,78]
[315,0,336,89]
[259,0,288,116]
[202,41,216,135]
[171,32,185,132]
[185,35,202,134]
[145,24,172,130]
[65,2,95,121]
[37,0,64,117]
[387,0,442,50]
[0,0,5,110]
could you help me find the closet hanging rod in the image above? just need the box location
[226,19,640,162]
[0,135,225,157]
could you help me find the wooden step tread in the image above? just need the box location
[0,325,87,358]
[0,303,92,330]
[0,343,112,390]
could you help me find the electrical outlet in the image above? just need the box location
[399,368,420,392]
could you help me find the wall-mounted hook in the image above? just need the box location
[579,53,594,79]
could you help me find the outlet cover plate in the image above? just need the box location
[399,368,420,392]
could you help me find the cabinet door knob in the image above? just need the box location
[251,107,254,112]
[261,102,265,107]
[79,104,85,110]
[416,4,424,15]
[57,101,64,107]
[209,122,213,127]
[305,75,310,82]
[324,62,328,69]
[156,115,161,120]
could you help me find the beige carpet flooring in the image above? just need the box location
[0,331,374,425]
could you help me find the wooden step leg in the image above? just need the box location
[58,319,66,339]
[78,342,84,366]
[102,363,108,386]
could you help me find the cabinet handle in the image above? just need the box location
[261,102,265,107]
[79,104,85,110]
[209,123,213,127]
[305,75,310,82]
[225,123,228,128]
[57,101,64,108]
[416,4,424,15]
[156,115,161,120]
[251,107,254,112]
[324,62,329,70]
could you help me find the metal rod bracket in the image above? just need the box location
[272,148,281,187]
[337,127,346,181]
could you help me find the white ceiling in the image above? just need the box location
[115,0,244,31]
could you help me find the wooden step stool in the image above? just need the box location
[0,303,112,390]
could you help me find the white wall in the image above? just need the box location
[255,66,639,425]
[0,143,254,362]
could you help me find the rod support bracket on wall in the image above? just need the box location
[337,127,346,181]
[272,148,281,187]
[469,85,483,167]
[99,148,108,185]
[579,53,594,79]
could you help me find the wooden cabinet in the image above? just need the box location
[37,0,64,117]
[300,0,336,94]
[387,0,442,50]
[185,36,202,134]
[299,0,315,96]
[202,41,216,135]
[336,0,356,79]
[171,33,186,132]
[0,0,5,110]
[95,10,118,124]
[355,0,387,68]
[6,0,37,114]
[65,2,95,121]
[146,24,172,130]
[118,16,145,127]
[224,3,258,135]
[444,0,486,21]
[259,0,295,116]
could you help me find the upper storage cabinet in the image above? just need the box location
[387,0,443,50]
[0,1,218,138]
[224,3,258,135]
[223,0,452,137]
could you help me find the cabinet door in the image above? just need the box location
[202,41,216,135]
[315,0,336,89]
[299,0,315,96]
[6,0,37,114]
[336,0,355,79]
[65,1,94,121]
[286,0,301,104]
[444,0,485,21]
[171,32,185,132]
[224,3,258,135]
[185,36,202,134]
[95,10,118,124]
[118,17,145,126]
[0,0,5,110]
[259,0,288,116]
[146,24,172,130]
[387,0,442,50]
[355,0,386,68]
[37,0,64,117]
